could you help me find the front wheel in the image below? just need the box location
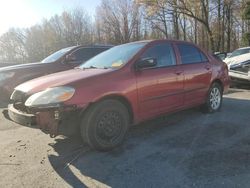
[80,99,130,151]
[202,83,223,113]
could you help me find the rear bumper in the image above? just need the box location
[229,71,250,84]
[7,104,81,137]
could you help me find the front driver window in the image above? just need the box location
[71,48,95,62]
[141,43,176,68]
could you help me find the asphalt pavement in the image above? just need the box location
[0,88,250,188]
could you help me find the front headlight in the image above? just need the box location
[0,72,15,82]
[25,87,75,107]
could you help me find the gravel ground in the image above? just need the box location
[0,88,250,188]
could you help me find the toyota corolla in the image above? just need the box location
[6,40,229,151]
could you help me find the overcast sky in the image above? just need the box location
[0,0,101,35]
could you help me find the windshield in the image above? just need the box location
[79,42,147,69]
[41,46,76,63]
[230,48,250,58]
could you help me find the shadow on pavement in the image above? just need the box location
[230,84,250,90]
[226,88,246,95]
[48,96,250,187]
[0,101,7,108]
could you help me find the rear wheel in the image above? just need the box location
[202,82,223,113]
[80,99,130,151]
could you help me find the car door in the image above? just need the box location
[176,43,212,106]
[135,42,184,120]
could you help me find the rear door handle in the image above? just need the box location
[175,70,183,75]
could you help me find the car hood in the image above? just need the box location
[15,68,112,94]
[224,53,250,66]
[0,62,42,72]
[0,63,19,68]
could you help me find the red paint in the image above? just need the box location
[14,40,229,126]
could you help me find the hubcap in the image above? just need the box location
[96,111,123,144]
[209,87,221,110]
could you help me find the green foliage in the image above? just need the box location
[242,1,250,20]
[242,32,250,46]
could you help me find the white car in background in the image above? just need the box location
[226,47,250,85]
[225,47,250,66]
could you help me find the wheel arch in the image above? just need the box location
[83,94,134,124]
[211,79,224,92]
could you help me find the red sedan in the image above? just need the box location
[7,40,229,151]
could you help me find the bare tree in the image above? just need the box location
[0,1,248,63]
[0,28,27,63]
[96,0,141,44]
[137,0,173,39]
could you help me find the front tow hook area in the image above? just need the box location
[48,120,59,138]
[36,112,60,138]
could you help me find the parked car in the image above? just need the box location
[6,40,229,151]
[0,45,112,101]
[214,52,228,61]
[229,60,250,85]
[224,47,250,65]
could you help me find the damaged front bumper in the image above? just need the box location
[7,104,84,137]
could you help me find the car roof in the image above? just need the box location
[137,39,205,47]
[121,39,200,46]
[75,44,114,49]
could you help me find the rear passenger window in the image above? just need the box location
[141,43,176,68]
[177,44,208,64]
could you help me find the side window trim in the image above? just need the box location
[199,50,209,63]
[140,63,178,71]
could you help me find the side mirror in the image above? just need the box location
[135,58,157,70]
[65,54,77,62]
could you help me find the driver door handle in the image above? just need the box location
[205,65,211,70]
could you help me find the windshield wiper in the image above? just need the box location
[82,65,98,69]
[103,66,112,69]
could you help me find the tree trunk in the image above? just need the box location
[217,0,221,51]
[222,5,225,52]
[226,4,232,52]
[207,29,215,52]
[183,15,187,41]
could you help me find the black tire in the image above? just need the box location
[202,82,223,113]
[80,99,130,151]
